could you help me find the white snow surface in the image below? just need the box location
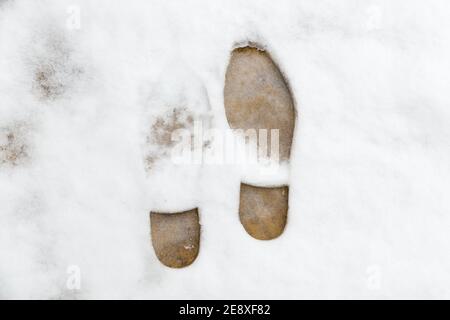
[0,0,449,299]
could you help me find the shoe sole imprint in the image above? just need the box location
[224,46,295,240]
[150,208,200,268]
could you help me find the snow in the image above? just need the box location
[0,0,449,299]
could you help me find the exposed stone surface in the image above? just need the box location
[239,183,288,240]
[144,107,194,171]
[0,124,29,167]
[150,209,200,268]
[224,46,295,161]
[224,46,295,240]
[28,27,83,101]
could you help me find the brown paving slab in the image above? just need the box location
[224,46,295,161]
[150,209,200,268]
[239,183,288,240]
